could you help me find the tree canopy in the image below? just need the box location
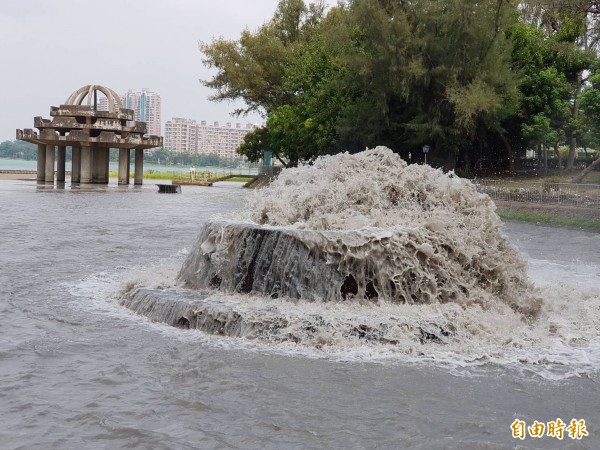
[200,0,600,176]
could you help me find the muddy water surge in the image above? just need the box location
[118,147,572,367]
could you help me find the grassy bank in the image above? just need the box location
[497,209,600,232]
[227,176,255,182]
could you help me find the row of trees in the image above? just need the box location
[0,140,38,160]
[146,147,253,167]
[200,0,600,178]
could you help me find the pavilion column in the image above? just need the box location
[71,145,81,183]
[118,148,130,185]
[57,145,66,182]
[94,147,109,184]
[104,147,110,184]
[134,149,143,185]
[90,145,99,183]
[45,144,55,184]
[105,148,110,183]
[37,144,46,183]
[80,145,91,183]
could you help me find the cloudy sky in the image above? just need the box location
[0,0,337,141]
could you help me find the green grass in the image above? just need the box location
[227,176,255,182]
[146,171,182,180]
[497,209,600,232]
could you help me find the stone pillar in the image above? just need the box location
[71,146,81,183]
[118,148,130,185]
[80,145,91,183]
[90,145,99,183]
[45,144,55,184]
[134,148,143,185]
[94,147,109,184]
[105,148,110,183]
[57,145,66,182]
[37,144,46,183]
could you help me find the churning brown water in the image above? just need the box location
[1,160,599,449]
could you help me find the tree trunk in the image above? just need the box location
[499,134,514,171]
[567,71,583,170]
[557,144,563,169]
[567,134,577,169]
[276,154,289,168]
[571,155,600,183]
[543,144,548,173]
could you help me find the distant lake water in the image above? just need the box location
[0,157,257,175]
[0,158,41,170]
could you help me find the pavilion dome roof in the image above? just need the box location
[64,85,123,113]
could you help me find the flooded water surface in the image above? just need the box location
[1,168,599,449]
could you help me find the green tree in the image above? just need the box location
[512,25,573,164]
[237,126,270,163]
[202,0,600,174]
[575,63,600,181]
[265,18,351,165]
[520,0,600,168]
[204,0,524,168]
[335,0,521,169]
[200,0,325,116]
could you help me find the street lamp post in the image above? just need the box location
[422,144,430,165]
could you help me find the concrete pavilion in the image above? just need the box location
[16,85,163,185]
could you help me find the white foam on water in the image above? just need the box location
[63,252,187,323]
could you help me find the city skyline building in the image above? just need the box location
[123,89,162,137]
[164,118,256,158]
[164,118,198,154]
[97,88,162,137]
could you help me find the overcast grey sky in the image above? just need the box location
[0,0,337,141]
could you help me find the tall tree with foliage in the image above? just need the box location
[201,0,524,168]
[574,61,600,181]
[520,0,600,169]
[200,0,325,116]
[507,21,574,169]
[332,0,522,169]
[200,0,600,174]
[201,0,331,165]
[263,13,350,165]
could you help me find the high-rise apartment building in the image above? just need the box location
[123,89,162,137]
[96,96,120,113]
[164,118,198,154]
[97,89,162,137]
[164,118,255,158]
